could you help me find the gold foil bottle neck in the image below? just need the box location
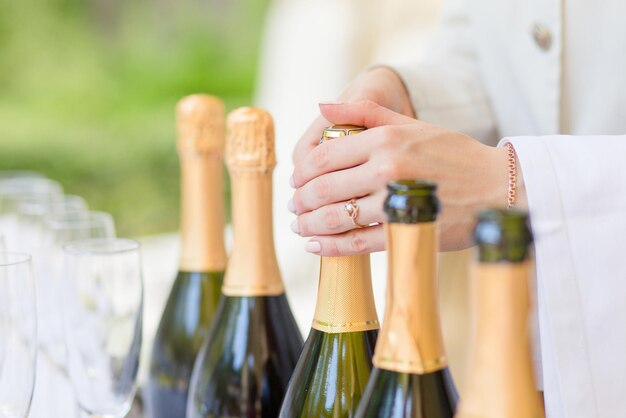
[222,106,284,296]
[456,261,545,418]
[177,94,227,272]
[312,255,379,333]
[226,107,276,172]
[373,223,447,374]
[177,94,225,155]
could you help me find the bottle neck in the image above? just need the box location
[373,222,447,375]
[222,171,284,296]
[458,261,544,417]
[179,152,227,272]
[312,255,379,333]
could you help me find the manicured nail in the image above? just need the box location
[305,240,321,254]
[287,199,296,214]
[289,176,295,188]
[290,219,300,234]
[319,101,344,106]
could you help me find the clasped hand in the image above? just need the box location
[289,100,509,256]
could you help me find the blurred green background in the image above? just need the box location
[0,0,269,236]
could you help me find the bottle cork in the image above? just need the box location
[177,94,225,155]
[226,107,276,172]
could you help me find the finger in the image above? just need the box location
[319,100,417,129]
[290,162,384,215]
[292,115,329,164]
[292,131,372,188]
[293,191,385,237]
[304,224,385,256]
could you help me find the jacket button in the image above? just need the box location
[531,23,552,51]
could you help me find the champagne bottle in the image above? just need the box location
[279,125,379,418]
[187,107,304,418]
[455,209,545,418]
[146,95,228,418]
[355,180,458,418]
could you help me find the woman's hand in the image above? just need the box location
[289,100,511,255]
[292,66,415,164]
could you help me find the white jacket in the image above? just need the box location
[394,1,626,417]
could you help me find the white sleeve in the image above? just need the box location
[502,135,626,418]
[389,0,498,144]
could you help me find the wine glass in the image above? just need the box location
[62,238,143,417]
[41,211,116,364]
[0,252,37,418]
[0,178,64,252]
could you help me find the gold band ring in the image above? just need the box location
[344,198,367,228]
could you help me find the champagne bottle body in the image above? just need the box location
[187,295,302,418]
[187,107,304,418]
[279,329,377,418]
[456,209,544,418]
[356,180,458,418]
[357,368,457,418]
[147,271,223,418]
[145,95,227,418]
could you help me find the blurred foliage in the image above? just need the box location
[0,0,269,235]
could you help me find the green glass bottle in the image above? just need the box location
[187,107,303,418]
[145,95,228,418]
[279,255,379,418]
[355,180,458,418]
[279,125,379,418]
[455,209,545,418]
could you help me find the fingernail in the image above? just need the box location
[287,199,296,214]
[319,101,344,106]
[289,175,295,188]
[305,240,321,254]
[290,219,300,234]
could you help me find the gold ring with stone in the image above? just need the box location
[344,198,366,228]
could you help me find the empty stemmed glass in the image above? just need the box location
[0,252,37,418]
[62,238,143,418]
[41,211,116,364]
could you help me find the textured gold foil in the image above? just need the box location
[456,262,545,418]
[177,95,225,155]
[225,107,276,173]
[222,107,285,296]
[373,222,447,374]
[312,255,379,333]
[177,95,227,272]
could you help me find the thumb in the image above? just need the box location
[319,100,416,129]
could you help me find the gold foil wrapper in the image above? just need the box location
[373,222,447,374]
[222,107,285,296]
[456,262,545,418]
[177,95,225,155]
[312,255,379,333]
[176,94,227,272]
[226,107,276,173]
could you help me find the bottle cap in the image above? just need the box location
[176,94,225,155]
[320,125,365,143]
[226,107,276,172]
[475,209,532,262]
[384,179,439,224]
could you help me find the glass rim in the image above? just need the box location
[0,252,32,267]
[63,238,140,255]
[46,211,113,229]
